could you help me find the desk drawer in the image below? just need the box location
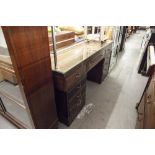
[68,92,86,124]
[87,51,104,71]
[68,78,86,99]
[65,64,86,91]
[54,80,86,126]
[68,84,86,108]
[54,64,86,92]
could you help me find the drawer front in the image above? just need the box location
[87,51,104,71]
[68,93,86,124]
[67,78,86,99]
[65,64,86,91]
[68,84,86,109]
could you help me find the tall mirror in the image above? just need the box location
[0,27,33,128]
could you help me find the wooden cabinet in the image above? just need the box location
[55,77,86,125]
[0,27,58,129]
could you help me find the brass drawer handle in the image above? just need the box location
[147,95,151,99]
[75,73,81,78]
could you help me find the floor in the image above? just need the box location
[0,30,148,129]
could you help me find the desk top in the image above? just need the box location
[51,40,113,74]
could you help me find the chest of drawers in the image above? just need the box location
[54,75,86,126]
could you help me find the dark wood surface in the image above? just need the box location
[53,63,86,92]
[55,78,86,126]
[2,26,58,129]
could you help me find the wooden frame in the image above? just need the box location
[1,26,58,129]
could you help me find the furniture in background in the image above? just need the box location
[0,55,17,84]
[136,44,155,128]
[49,31,75,50]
